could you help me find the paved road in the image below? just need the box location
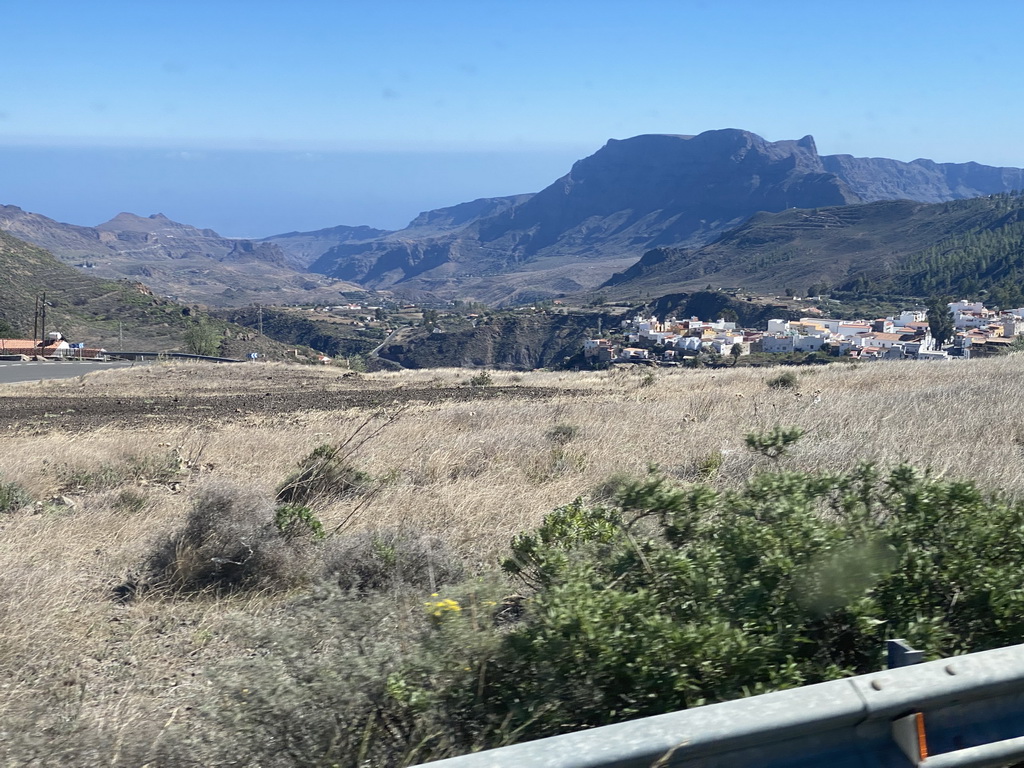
[0,360,140,385]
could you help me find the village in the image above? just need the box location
[584,300,1024,365]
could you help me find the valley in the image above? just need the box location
[6,129,1024,322]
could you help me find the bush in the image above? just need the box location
[546,423,579,445]
[61,451,183,492]
[468,370,493,386]
[502,498,621,588]
[274,503,325,540]
[767,370,799,389]
[276,444,372,505]
[195,587,427,767]
[144,481,321,593]
[324,528,464,594]
[433,464,1024,748]
[0,480,30,513]
[745,426,805,459]
[137,462,1024,763]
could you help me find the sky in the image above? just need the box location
[2,0,1024,237]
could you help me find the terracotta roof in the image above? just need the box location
[865,332,906,341]
[0,339,46,349]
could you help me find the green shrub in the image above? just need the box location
[436,464,1024,748]
[0,480,30,513]
[274,503,325,540]
[502,497,621,588]
[144,462,1024,763]
[468,370,493,386]
[695,450,724,480]
[323,528,464,594]
[745,425,805,459]
[767,370,799,389]
[276,444,371,505]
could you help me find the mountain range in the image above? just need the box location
[0,207,364,307]
[281,129,1024,304]
[4,128,1024,309]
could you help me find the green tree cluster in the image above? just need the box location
[836,191,1024,305]
[182,318,223,357]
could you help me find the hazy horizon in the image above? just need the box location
[0,144,593,237]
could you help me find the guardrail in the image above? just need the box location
[106,352,243,363]
[421,642,1024,768]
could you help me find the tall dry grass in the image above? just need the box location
[1,356,1023,763]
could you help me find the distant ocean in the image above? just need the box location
[0,144,586,237]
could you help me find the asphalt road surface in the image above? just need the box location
[0,360,140,385]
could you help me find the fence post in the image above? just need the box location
[887,638,925,669]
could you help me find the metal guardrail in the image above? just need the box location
[421,643,1024,768]
[106,352,243,363]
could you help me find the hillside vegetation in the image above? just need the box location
[0,231,320,359]
[4,357,1024,763]
[0,229,192,348]
[605,192,1024,303]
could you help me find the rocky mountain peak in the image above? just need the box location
[96,212,220,237]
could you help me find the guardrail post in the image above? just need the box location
[888,638,925,668]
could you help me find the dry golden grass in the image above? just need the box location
[1,355,1023,762]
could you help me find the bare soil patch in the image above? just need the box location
[0,383,571,431]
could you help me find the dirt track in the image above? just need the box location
[0,384,572,431]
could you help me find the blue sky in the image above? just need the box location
[2,0,1023,236]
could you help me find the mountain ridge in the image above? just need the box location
[0,205,364,307]
[298,129,1024,304]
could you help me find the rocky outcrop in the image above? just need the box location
[378,312,603,370]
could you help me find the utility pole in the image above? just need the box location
[33,294,39,345]
[118,320,123,351]
[257,304,263,336]
[40,292,46,347]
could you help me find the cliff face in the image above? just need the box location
[378,313,602,370]
[307,130,1024,305]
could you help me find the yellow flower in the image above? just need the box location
[425,597,462,619]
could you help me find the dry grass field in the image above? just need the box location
[0,356,1021,764]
